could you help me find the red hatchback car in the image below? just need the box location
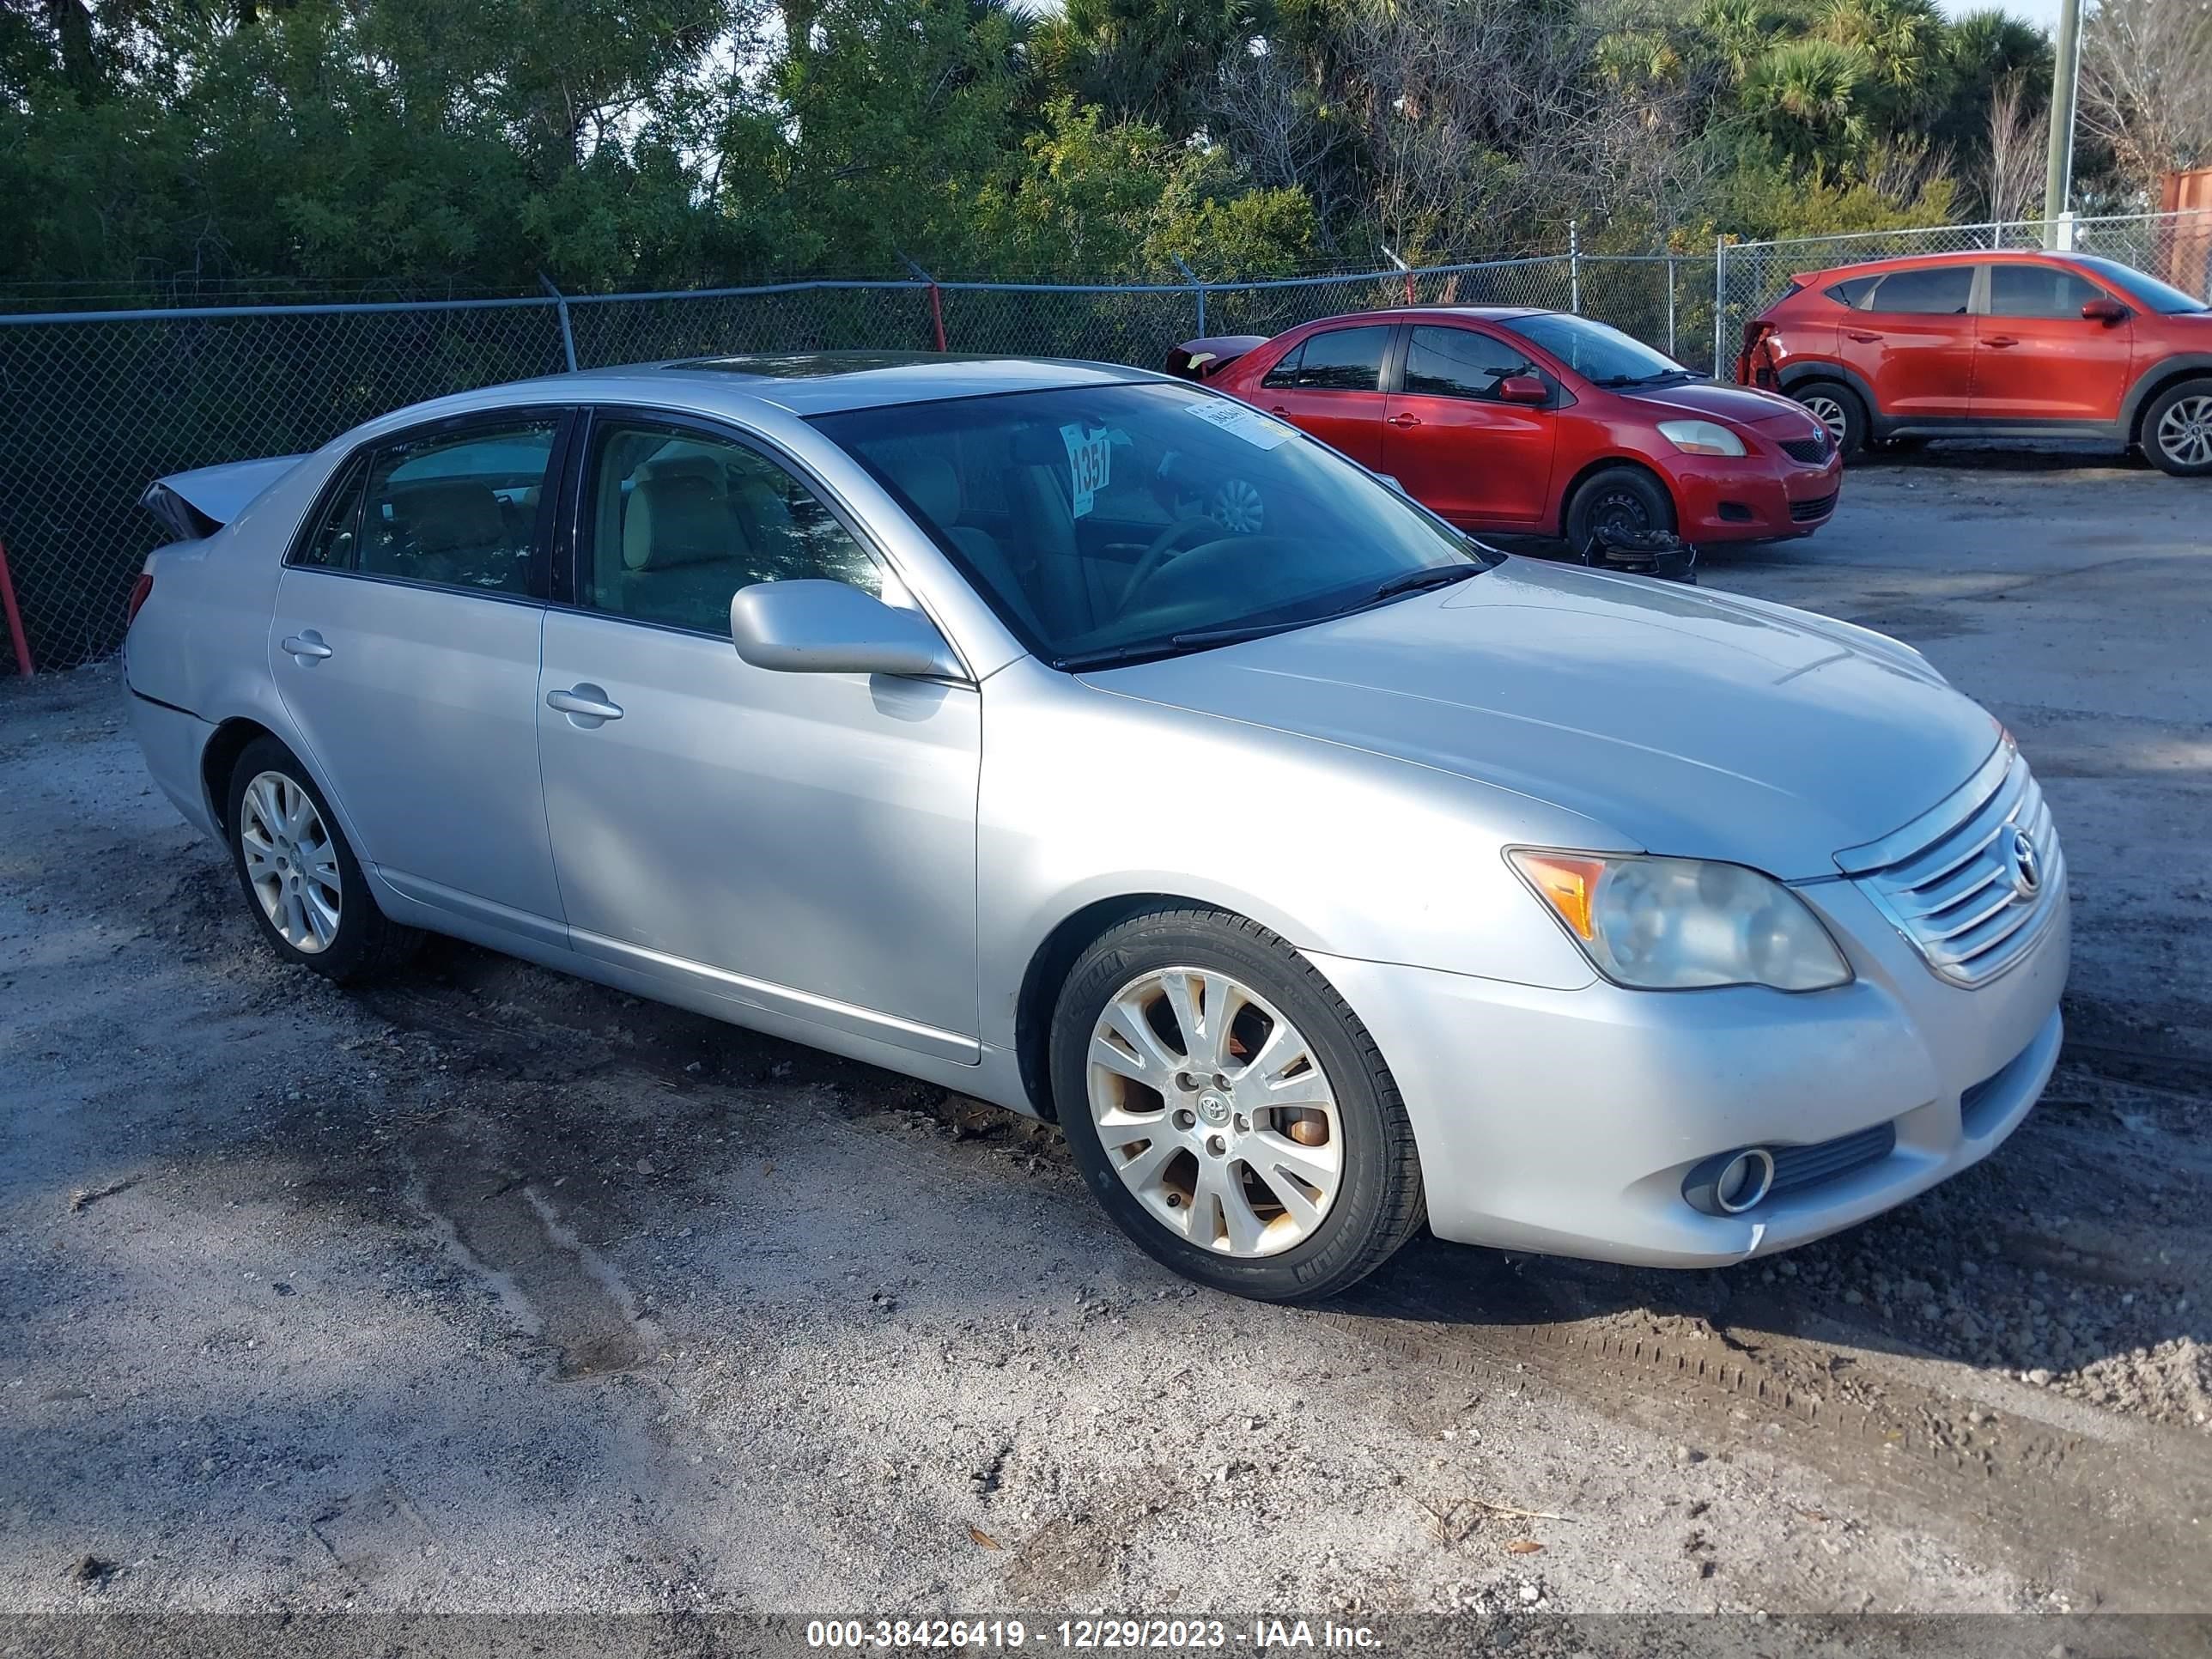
[1737,249,2212,474]
[1182,307,1843,551]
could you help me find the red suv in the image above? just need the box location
[1738,250,2212,475]
[1177,307,1843,552]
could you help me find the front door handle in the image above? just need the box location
[281,630,332,664]
[1984,335,2020,348]
[1847,330,1884,343]
[1387,413,1422,428]
[547,684,624,726]
[1269,404,1290,415]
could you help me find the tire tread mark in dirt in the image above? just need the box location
[1317,1268,2212,1608]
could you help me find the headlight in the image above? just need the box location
[1508,850,1851,991]
[1656,419,1747,457]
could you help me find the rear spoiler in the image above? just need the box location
[139,453,307,541]
[1164,335,1272,381]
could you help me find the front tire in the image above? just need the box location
[1564,465,1677,559]
[1050,908,1424,1302]
[2143,378,2212,477]
[225,736,421,983]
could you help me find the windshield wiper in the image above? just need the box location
[1060,564,1486,671]
[1594,368,1701,388]
[1364,562,1487,603]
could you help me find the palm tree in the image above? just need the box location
[1814,0,1949,124]
[1744,35,1872,172]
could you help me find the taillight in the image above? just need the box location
[1736,320,1779,387]
[125,571,154,629]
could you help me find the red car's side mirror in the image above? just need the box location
[1498,374,1551,405]
[2081,296,2130,325]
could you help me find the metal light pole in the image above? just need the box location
[2041,0,2083,246]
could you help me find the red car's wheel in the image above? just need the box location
[1565,465,1675,558]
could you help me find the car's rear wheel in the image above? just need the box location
[2143,379,2212,477]
[1050,908,1424,1303]
[1564,465,1676,559]
[1790,381,1867,460]
[225,736,421,983]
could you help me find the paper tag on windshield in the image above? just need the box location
[1187,399,1294,450]
[1061,423,1111,519]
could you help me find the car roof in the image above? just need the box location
[489,351,1162,419]
[1289,307,1547,331]
[1801,248,2089,283]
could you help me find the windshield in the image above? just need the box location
[2072,255,2209,315]
[811,381,1489,668]
[1504,313,1692,386]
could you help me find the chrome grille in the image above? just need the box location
[1844,744,2064,988]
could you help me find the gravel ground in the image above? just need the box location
[3,447,2210,1630]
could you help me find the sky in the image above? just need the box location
[1939,0,2064,27]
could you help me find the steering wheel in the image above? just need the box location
[1121,516,1225,612]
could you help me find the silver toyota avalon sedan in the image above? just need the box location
[123,353,2068,1302]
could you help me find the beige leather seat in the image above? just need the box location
[615,453,750,629]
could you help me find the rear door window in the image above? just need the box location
[1987,264,2105,319]
[293,459,369,569]
[1823,275,1880,309]
[1867,266,1973,316]
[1259,341,1305,390]
[1290,325,1390,392]
[355,421,559,595]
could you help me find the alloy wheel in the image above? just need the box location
[2155,395,2212,470]
[1086,966,1342,1258]
[239,770,342,952]
[1801,393,1849,445]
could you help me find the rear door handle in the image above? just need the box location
[1387,413,1421,428]
[1847,330,1883,343]
[1984,335,2020,348]
[280,631,332,663]
[547,684,623,726]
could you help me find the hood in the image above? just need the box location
[1083,559,2000,880]
[1624,380,1816,431]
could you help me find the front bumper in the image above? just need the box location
[1308,877,2067,1267]
[1671,450,1843,543]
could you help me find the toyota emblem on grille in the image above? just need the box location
[2003,827,2042,902]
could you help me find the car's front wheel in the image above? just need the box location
[1564,465,1677,559]
[1050,908,1425,1302]
[225,736,421,983]
[2143,378,2212,477]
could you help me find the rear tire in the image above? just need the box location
[1050,908,1425,1303]
[1563,465,1676,560]
[1790,380,1867,460]
[2142,378,2212,477]
[225,736,422,984]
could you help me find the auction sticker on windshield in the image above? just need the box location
[1187,400,1294,450]
[1062,423,1112,518]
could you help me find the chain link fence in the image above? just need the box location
[1713,209,2212,377]
[3,212,2191,672]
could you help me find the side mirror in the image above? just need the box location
[731,580,965,679]
[1498,374,1551,406]
[2081,296,2130,325]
